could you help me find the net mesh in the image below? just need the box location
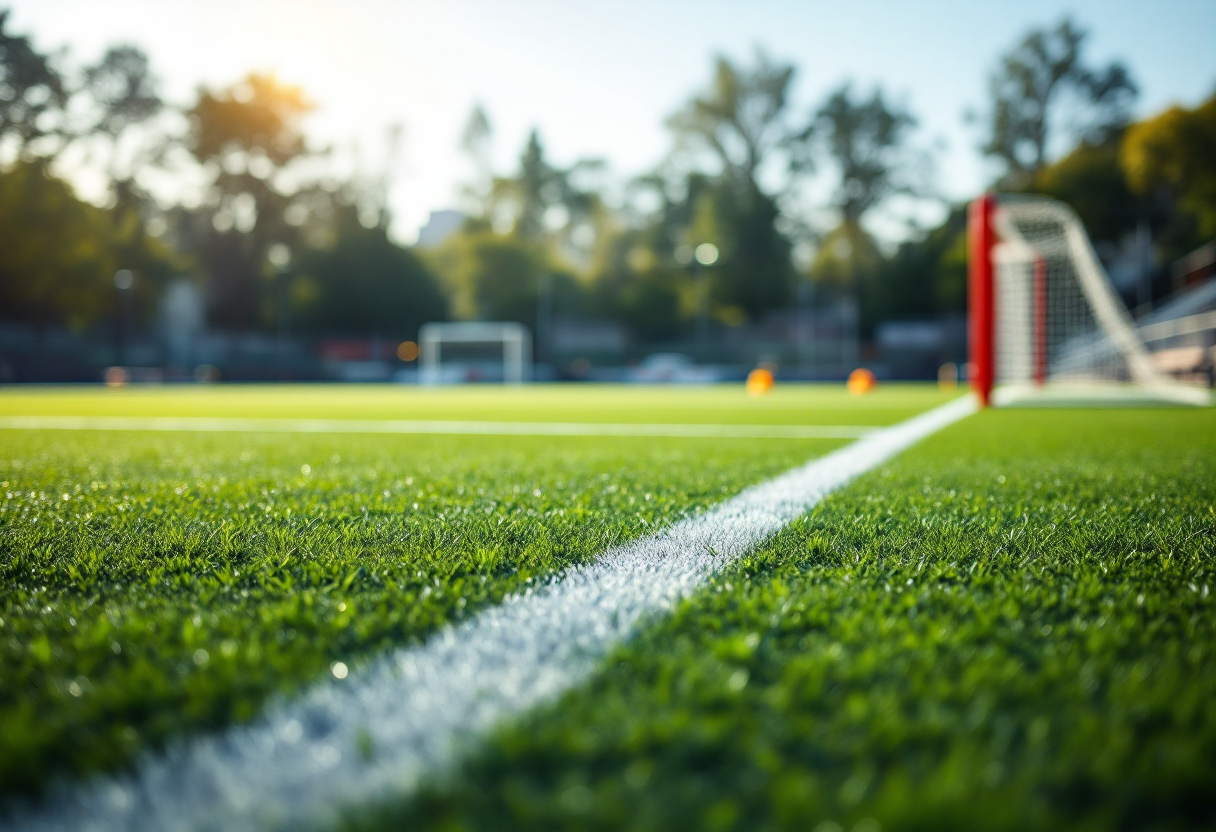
[993,196,1155,387]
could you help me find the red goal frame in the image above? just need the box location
[968,194,997,407]
[969,193,1050,407]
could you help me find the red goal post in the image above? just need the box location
[968,194,997,407]
[967,193,1209,407]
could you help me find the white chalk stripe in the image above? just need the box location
[0,415,877,439]
[8,396,977,832]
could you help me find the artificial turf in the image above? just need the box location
[0,384,938,798]
[0,383,953,425]
[362,407,1216,832]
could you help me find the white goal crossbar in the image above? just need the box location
[418,321,532,385]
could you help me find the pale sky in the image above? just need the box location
[9,0,1216,244]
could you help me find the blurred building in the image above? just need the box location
[551,319,628,361]
[875,315,968,380]
[416,210,464,248]
[160,279,206,368]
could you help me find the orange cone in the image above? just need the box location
[746,367,775,396]
[847,368,877,395]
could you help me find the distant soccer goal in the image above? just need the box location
[418,321,532,385]
[968,194,1209,407]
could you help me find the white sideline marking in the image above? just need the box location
[0,415,876,440]
[9,396,977,832]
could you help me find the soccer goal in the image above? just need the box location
[418,321,532,384]
[968,194,1209,407]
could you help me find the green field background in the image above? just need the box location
[0,383,955,425]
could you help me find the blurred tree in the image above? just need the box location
[459,103,493,216]
[816,84,918,226]
[860,207,968,336]
[1028,134,1147,246]
[351,122,403,231]
[810,220,882,297]
[981,18,1136,185]
[666,50,806,192]
[664,51,807,321]
[424,225,584,330]
[78,45,164,222]
[492,130,555,243]
[82,46,160,140]
[614,271,683,342]
[1121,93,1216,241]
[705,180,791,319]
[489,129,605,262]
[184,73,316,329]
[812,84,921,306]
[0,11,66,160]
[589,177,700,342]
[0,160,179,331]
[430,128,604,340]
[0,27,180,343]
[294,204,446,337]
[188,73,310,168]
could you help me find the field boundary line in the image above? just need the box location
[0,415,877,439]
[10,396,977,832]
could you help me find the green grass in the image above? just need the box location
[0,383,954,425]
[6,385,1211,830]
[363,408,1216,832]
[0,383,921,797]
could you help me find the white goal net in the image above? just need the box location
[985,195,1208,406]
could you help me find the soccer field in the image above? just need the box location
[1,384,1213,831]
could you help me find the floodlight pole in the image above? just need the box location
[276,267,291,370]
[691,243,718,360]
[113,270,135,366]
[267,244,293,378]
[537,272,554,365]
[419,326,441,384]
[694,261,708,352]
[796,279,814,370]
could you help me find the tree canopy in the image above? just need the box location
[1121,93,1216,240]
[981,17,1137,185]
[1,8,1210,370]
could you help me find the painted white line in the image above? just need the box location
[0,415,876,440]
[9,396,977,832]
